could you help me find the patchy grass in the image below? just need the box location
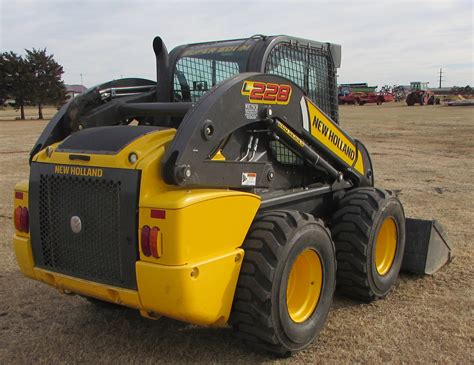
[0,103,472,363]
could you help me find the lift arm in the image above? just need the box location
[163,73,373,189]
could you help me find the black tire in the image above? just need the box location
[330,188,405,302]
[406,93,415,106]
[230,210,336,356]
[419,93,425,105]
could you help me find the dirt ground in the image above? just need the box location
[0,103,472,364]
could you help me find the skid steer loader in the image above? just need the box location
[13,35,451,356]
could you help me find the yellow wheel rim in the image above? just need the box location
[286,249,323,323]
[375,217,397,275]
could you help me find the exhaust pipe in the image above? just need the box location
[153,36,171,103]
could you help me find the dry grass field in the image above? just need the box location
[0,103,472,364]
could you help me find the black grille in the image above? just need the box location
[269,140,303,166]
[30,163,140,289]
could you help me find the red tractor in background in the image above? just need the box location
[406,82,435,106]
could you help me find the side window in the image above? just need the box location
[265,42,338,122]
[173,57,240,102]
[265,45,306,90]
[308,55,331,117]
[265,45,307,166]
[264,42,338,166]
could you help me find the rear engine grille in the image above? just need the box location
[30,163,140,289]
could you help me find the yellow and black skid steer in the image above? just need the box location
[13,35,451,356]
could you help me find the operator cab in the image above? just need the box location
[169,35,340,122]
[410,82,429,91]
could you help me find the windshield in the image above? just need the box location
[173,38,257,102]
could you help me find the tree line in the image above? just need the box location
[0,49,67,119]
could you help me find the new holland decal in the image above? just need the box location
[241,81,292,105]
[300,97,364,175]
[54,165,103,177]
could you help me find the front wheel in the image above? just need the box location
[230,210,336,356]
[331,188,405,301]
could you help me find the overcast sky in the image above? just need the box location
[1,0,472,88]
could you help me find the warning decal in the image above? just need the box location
[241,172,257,186]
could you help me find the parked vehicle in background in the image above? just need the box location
[339,88,394,105]
[406,82,435,106]
[356,91,394,105]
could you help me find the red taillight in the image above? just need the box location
[20,207,29,233]
[140,225,161,258]
[141,225,151,256]
[14,206,22,231]
[14,206,29,233]
[150,227,160,258]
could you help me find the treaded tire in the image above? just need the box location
[230,210,336,356]
[331,188,405,302]
[419,93,426,105]
[406,93,415,106]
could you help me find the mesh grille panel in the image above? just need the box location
[265,42,338,122]
[38,174,125,286]
[269,141,303,165]
[174,57,240,102]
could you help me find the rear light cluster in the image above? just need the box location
[141,226,161,258]
[14,206,29,233]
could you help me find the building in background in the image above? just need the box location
[66,84,87,100]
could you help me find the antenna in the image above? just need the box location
[438,68,445,88]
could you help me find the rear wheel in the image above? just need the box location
[331,188,405,301]
[230,210,336,356]
[419,93,426,105]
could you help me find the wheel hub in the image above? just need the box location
[375,217,397,275]
[286,249,323,323]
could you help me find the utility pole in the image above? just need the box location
[438,68,444,88]
[80,73,83,86]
